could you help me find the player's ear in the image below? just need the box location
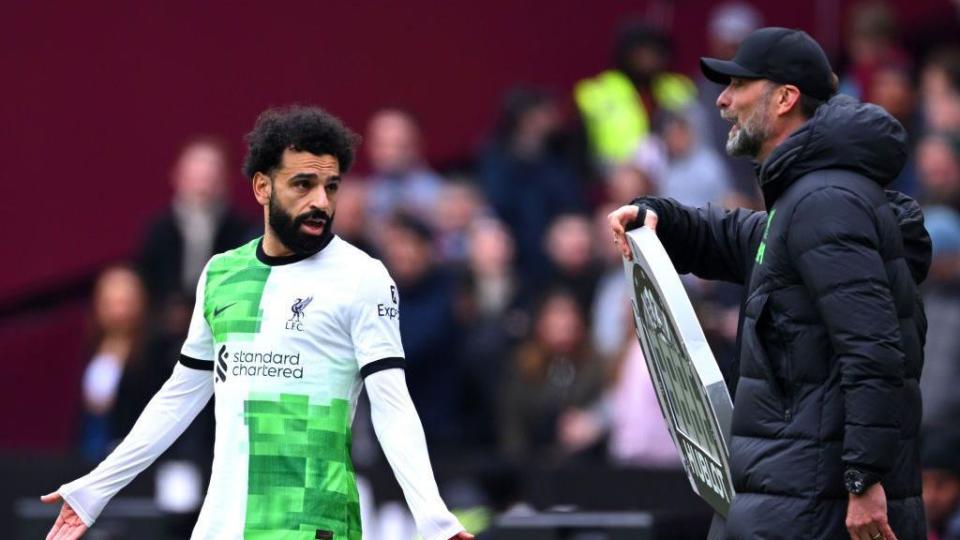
[252,172,272,206]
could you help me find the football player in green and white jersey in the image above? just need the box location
[42,106,473,540]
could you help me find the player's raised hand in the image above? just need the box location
[449,532,475,539]
[41,491,88,540]
[608,204,658,261]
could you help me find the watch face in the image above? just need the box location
[845,470,866,494]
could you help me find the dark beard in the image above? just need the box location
[268,196,335,255]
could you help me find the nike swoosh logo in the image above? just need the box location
[213,302,237,317]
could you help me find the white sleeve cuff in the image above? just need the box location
[58,488,94,527]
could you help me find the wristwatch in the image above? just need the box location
[844,468,882,495]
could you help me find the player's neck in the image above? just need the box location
[259,222,336,263]
[261,229,295,257]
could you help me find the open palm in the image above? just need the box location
[41,492,88,540]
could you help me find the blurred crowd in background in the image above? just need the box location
[63,1,960,538]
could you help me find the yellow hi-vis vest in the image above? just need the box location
[575,70,696,162]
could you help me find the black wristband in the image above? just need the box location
[627,200,654,231]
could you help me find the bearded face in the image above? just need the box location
[268,192,335,255]
[716,79,779,160]
[724,85,775,159]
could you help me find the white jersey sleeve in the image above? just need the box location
[180,264,214,364]
[57,264,217,526]
[59,363,213,526]
[366,369,464,540]
[350,260,405,373]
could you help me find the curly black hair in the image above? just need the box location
[242,105,361,179]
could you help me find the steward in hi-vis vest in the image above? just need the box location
[575,69,695,163]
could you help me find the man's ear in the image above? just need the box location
[252,172,272,206]
[776,84,802,117]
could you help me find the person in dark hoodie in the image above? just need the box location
[609,28,932,540]
[379,212,464,451]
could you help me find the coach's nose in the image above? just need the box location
[717,87,731,110]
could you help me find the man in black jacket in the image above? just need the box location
[610,28,931,540]
[139,137,254,329]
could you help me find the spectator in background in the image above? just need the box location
[590,203,633,363]
[139,137,253,334]
[657,109,733,207]
[136,137,251,532]
[871,62,919,135]
[366,108,444,225]
[574,21,696,170]
[693,278,744,391]
[457,218,531,447]
[918,204,960,431]
[606,339,682,468]
[498,289,606,462]
[840,1,910,103]
[79,265,211,534]
[559,310,681,468]
[913,123,960,437]
[478,86,583,284]
[654,108,744,379]
[605,158,659,206]
[458,218,530,325]
[925,206,960,284]
[331,178,377,256]
[918,133,960,209]
[921,48,960,134]
[544,214,603,313]
[80,266,148,460]
[435,179,485,265]
[380,213,463,450]
[870,60,921,195]
[695,2,764,204]
[620,111,744,381]
[922,431,960,540]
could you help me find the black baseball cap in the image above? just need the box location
[700,27,836,101]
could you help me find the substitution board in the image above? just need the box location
[622,227,735,517]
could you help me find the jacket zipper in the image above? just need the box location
[772,319,793,422]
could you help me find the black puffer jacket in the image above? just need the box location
[633,95,932,539]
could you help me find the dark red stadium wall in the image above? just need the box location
[1,0,949,302]
[1,0,950,450]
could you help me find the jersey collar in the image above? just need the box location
[255,235,336,266]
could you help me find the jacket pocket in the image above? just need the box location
[743,292,793,421]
